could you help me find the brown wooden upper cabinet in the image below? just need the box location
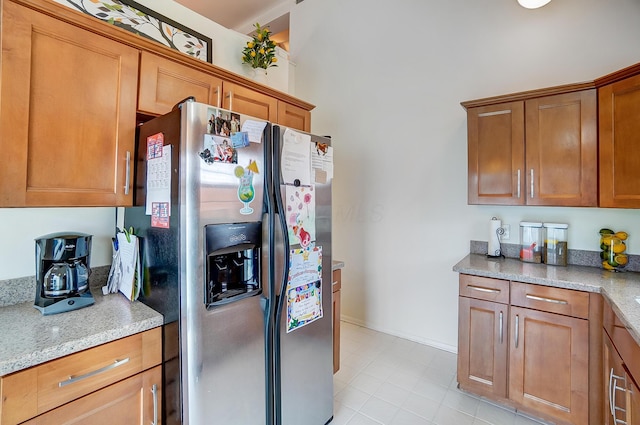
[277,101,312,133]
[464,88,597,207]
[0,0,138,207]
[138,53,312,131]
[598,72,640,208]
[138,51,223,115]
[222,81,277,122]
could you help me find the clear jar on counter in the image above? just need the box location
[520,222,543,263]
[543,223,568,266]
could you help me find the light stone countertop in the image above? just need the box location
[454,254,640,346]
[0,284,163,377]
[0,261,343,377]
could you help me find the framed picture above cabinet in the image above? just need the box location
[55,0,213,63]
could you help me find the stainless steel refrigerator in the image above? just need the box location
[124,100,333,425]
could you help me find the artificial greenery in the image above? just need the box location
[242,23,278,70]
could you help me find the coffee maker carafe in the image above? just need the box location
[34,232,95,315]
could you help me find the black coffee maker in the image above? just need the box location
[34,232,95,315]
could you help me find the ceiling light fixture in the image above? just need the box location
[518,0,551,9]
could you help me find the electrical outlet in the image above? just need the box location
[500,224,511,240]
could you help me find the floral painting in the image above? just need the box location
[57,0,212,63]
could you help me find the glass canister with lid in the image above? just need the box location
[520,222,543,263]
[543,223,568,266]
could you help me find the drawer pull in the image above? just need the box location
[58,357,130,388]
[467,285,501,294]
[151,383,159,425]
[525,294,568,305]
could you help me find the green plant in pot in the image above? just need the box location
[242,23,278,73]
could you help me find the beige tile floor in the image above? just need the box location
[332,322,554,425]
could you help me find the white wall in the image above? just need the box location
[290,0,640,351]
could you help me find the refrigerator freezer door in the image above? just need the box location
[181,102,269,425]
[273,127,334,425]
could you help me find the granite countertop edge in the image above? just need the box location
[0,273,164,376]
[0,261,346,376]
[454,253,640,346]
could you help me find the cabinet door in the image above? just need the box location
[138,51,223,115]
[467,102,525,205]
[599,74,640,208]
[627,371,640,425]
[277,101,311,132]
[0,1,138,207]
[222,82,277,122]
[604,332,629,425]
[525,90,597,206]
[509,306,589,424]
[23,366,161,425]
[457,297,508,399]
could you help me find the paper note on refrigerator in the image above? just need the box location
[285,185,316,247]
[311,143,333,183]
[281,129,312,186]
[241,120,267,143]
[145,144,172,216]
[286,246,323,333]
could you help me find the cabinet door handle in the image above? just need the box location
[215,85,221,108]
[58,357,130,387]
[525,294,568,305]
[609,368,616,418]
[514,314,519,348]
[517,169,521,199]
[609,368,627,425]
[467,285,501,294]
[151,383,159,425]
[124,151,131,195]
[530,169,534,198]
[226,91,233,111]
[499,311,503,344]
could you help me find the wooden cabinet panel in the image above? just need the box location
[22,366,161,425]
[222,82,277,122]
[459,276,596,424]
[525,90,597,206]
[457,296,508,399]
[0,1,138,207]
[332,269,342,374]
[604,331,628,425]
[465,89,597,207]
[459,274,509,304]
[510,281,590,319]
[138,51,223,115]
[467,102,525,205]
[509,306,589,425]
[277,101,311,132]
[599,73,640,208]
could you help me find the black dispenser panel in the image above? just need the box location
[204,222,261,308]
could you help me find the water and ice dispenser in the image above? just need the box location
[204,222,261,308]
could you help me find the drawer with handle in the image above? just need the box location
[0,327,161,425]
[510,281,589,319]
[459,274,509,304]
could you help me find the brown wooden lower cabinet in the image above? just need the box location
[457,274,595,425]
[0,328,162,425]
[22,366,161,425]
[603,298,640,425]
[509,306,589,425]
